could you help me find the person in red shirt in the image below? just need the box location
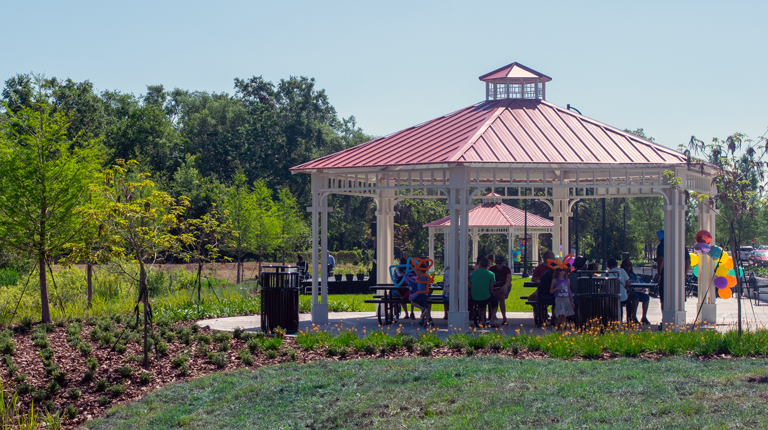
[489,254,512,325]
[531,251,555,281]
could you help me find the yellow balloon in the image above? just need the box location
[690,253,699,266]
[718,252,729,264]
[724,257,734,269]
[715,265,729,277]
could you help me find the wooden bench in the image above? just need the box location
[521,295,549,328]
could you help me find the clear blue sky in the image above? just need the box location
[4,0,767,149]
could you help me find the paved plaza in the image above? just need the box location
[198,293,768,337]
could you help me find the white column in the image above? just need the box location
[308,174,331,324]
[697,191,717,324]
[375,187,396,284]
[471,231,479,264]
[308,175,320,318]
[428,228,435,272]
[318,194,331,324]
[532,233,540,266]
[551,188,569,258]
[507,228,513,269]
[459,187,470,316]
[662,178,687,330]
[447,166,470,330]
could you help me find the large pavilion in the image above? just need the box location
[291,61,719,330]
[423,192,554,267]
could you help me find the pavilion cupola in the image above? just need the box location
[478,62,551,101]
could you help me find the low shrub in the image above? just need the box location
[108,384,126,397]
[68,388,81,400]
[116,365,134,378]
[171,353,189,368]
[97,395,109,406]
[65,404,77,419]
[86,356,98,372]
[139,372,152,384]
[96,378,109,392]
[208,352,227,368]
[238,349,254,366]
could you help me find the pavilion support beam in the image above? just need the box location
[428,228,435,272]
[471,231,480,264]
[447,166,470,330]
[531,233,540,266]
[697,190,717,324]
[375,188,396,286]
[507,228,513,270]
[308,174,330,324]
[662,177,687,330]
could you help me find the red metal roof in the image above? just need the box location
[291,99,688,171]
[478,62,552,83]
[423,202,553,228]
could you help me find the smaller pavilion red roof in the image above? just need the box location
[423,201,553,228]
[479,62,552,83]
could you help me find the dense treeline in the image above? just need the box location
[1,73,766,277]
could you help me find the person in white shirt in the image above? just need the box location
[607,258,640,324]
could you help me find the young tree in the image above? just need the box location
[251,180,280,267]
[223,172,257,284]
[179,209,231,301]
[274,188,306,263]
[86,160,190,366]
[0,102,102,323]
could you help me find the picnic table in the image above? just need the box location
[365,283,445,325]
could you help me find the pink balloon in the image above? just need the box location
[714,276,728,289]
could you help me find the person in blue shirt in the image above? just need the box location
[327,252,336,276]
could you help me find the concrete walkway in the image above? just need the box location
[197,294,768,337]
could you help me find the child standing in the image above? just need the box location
[407,264,433,327]
[549,268,574,330]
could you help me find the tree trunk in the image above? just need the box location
[39,252,52,323]
[87,262,93,308]
[197,262,203,302]
[730,229,742,336]
[236,254,243,284]
[140,262,150,368]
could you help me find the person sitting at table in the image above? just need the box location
[621,259,650,325]
[490,254,512,325]
[531,251,555,281]
[529,250,556,324]
[406,260,433,327]
[296,254,310,281]
[470,257,500,327]
[392,257,414,319]
[568,256,588,295]
[607,258,640,324]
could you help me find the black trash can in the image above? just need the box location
[259,271,300,333]
[574,272,620,329]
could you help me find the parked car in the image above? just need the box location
[738,246,755,263]
[759,245,767,250]
[753,250,768,267]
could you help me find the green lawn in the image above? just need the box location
[325,277,534,313]
[87,356,768,429]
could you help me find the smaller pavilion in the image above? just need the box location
[423,193,553,266]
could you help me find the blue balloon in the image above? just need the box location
[708,245,722,261]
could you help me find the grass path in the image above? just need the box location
[87,356,768,429]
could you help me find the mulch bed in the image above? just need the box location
[1,318,750,429]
